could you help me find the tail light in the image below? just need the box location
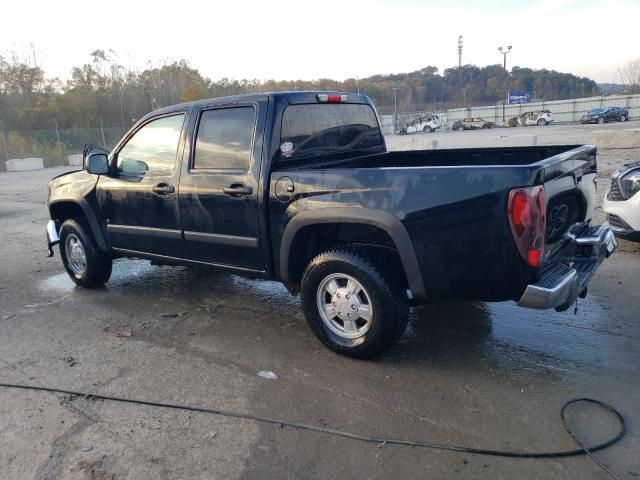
[317,94,347,103]
[508,186,546,267]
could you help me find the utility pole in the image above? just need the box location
[356,75,360,95]
[99,116,106,147]
[393,88,399,134]
[458,35,463,101]
[498,45,512,124]
[0,119,9,163]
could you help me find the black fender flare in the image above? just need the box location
[48,196,109,252]
[280,207,427,301]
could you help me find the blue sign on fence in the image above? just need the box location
[508,91,532,104]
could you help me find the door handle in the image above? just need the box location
[152,183,175,195]
[223,183,253,197]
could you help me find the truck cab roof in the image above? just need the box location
[143,91,373,120]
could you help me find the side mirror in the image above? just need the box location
[87,153,109,175]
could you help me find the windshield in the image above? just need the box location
[589,108,605,114]
[280,104,384,161]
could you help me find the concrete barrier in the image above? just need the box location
[5,157,44,172]
[68,154,83,166]
[590,128,640,149]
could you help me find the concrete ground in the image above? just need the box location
[386,119,640,151]
[1,124,639,479]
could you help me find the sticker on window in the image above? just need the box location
[280,141,294,158]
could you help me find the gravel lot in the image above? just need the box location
[1,123,639,479]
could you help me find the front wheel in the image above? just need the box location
[300,249,409,359]
[620,115,627,122]
[59,218,112,288]
[537,118,547,126]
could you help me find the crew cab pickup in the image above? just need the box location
[46,92,617,358]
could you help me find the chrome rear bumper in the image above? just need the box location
[518,223,617,311]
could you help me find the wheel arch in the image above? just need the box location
[280,208,427,300]
[49,197,109,251]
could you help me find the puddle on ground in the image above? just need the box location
[38,259,162,293]
[37,258,636,378]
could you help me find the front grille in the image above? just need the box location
[607,214,632,230]
[607,177,625,201]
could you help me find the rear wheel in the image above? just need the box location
[546,197,580,243]
[300,249,409,359]
[59,218,112,288]
[598,117,605,124]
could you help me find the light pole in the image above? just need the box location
[458,35,463,101]
[393,88,399,134]
[498,45,512,124]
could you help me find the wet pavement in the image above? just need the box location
[1,158,640,479]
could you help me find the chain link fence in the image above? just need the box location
[0,126,126,172]
[381,94,640,135]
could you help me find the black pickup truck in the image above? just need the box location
[46,92,617,358]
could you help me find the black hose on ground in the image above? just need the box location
[0,383,625,479]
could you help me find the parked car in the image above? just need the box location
[603,161,640,241]
[45,91,616,358]
[508,110,553,127]
[399,114,441,134]
[452,117,495,130]
[580,107,629,124]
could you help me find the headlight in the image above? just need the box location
[620,168,640,198]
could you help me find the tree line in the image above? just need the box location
[0,48,632,166]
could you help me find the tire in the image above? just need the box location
[423,126,433,133]
[456,126,464,131]
[59,218,112,288]
[620,115,626,122]
[598,117,605,124]
[537,118,547,126]
[300,249,409,359]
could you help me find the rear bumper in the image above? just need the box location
[517,223,617,311]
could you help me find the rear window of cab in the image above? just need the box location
[279,104,383,161]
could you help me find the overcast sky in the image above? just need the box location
[2,0,638,83]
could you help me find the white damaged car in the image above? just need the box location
[398,114,441,134]
[603,161,640,241]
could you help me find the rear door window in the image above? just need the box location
[193,107,256,170]
[280,104,383,161]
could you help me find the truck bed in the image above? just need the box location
[270,144,598,303]
[278,145,587,170]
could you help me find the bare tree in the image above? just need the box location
[617,58,640,94]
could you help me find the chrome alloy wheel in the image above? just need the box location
[316,273,373,339]
[65,233,87,276]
